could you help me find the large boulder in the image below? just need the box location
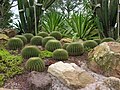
[48,61,95,89]
[88,42,120,78]
[28,71,52,90]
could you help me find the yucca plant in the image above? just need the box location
[66,13,99,40]
[25,57,45,72]
[17,0,55,35]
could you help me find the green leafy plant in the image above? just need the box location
[0,74,5,87]
[15,35,27,45]
[66,42,84,56]
[7,38,23,50]
[42,36,55,47]
[21,46,41,59]
[50,31,62,40]
[101,38,115,43]
[23,33,34,43]
[45,40,62,52]
[37,32,49,38]
[62,43,70,50]
[25,57,45,72]
[30,36,43,46]
[40,50,53,58]
[53,49,68,61]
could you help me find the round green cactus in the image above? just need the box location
[101,38,115,43]
[66,42,84,56]
[53,49,68,61]
[37,32,48,38]
[23,33,34,43]
[30,36,43,46]
[50,31,62,40]
[42,36,55,47]
[45,40,62,52]
[94,39,101,44]
[25,57,45,72]
[83,40,98,49]
[21,46,40,59]
[62,43,70,50]
[15,35,27,45]
[7,37,23,50]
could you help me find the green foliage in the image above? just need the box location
[50,31,62,40]
[0,74,5,87]
[53,49,68,61]
[101,38,115,43]
[42,36,55,47]
[37,32,49,38]
[45,40,62,52]
[7,38,23,50]
[23,33,34,43]
[83,40,98,50]
[62,43,70,50]
[94,39,101,44]
[30,36,43,46]
[25,57,45,72]
[40,50,53,59]
[66,42,84,56]
[21,46,41,59]
[15,35,27,45]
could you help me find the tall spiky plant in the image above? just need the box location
[17,0,55,35]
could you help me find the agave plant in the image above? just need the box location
[66,13,99,40]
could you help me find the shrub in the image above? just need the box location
[45,40,62,52]
[94,39,101,44]
[7,38,23,50]
[21,46,40,59]
[62,43,70,50]
[30,36,43,46]
[66,42,84,56]
[101,38,115,43]
[25,57,45,72]
[15,35,27,45]
[23,33,34,43]
[53,49,68,61]
[50,31,62,40]
[42,36,55,47]
[40,50,53,58]
[83,40,98,50]
[37,32,48,38]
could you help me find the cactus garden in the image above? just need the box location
[0,0,120,90]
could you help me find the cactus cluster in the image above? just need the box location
[21,46,40,59]
[42,36,55,47]
[50,31,62,40]
[66,42,84,56]
[25,57,45,72]
[101,38,115,43]
[30,36,43,46]
[7,38,23,50]
[15,35,27,45]
[23,33,34,43]
[37,32,49,38]
[53,49,68,61]
[45,40,62,52]
[83,40,98,49]
[62,43,70,50]
[94,39,101,44]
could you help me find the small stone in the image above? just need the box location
[0,88,19,90]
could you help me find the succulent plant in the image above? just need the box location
[62,43,70,50]
[83,40,98,49]
[21,46,40,59]
[45,40,62,52]
[94,39,101,44]
[42,36,55,47]
[66,42,84,56]
[53,49,68,61]
[30,36,43,46]
[37,32,48,38]
[7,38,23,50]
[15,35,27,45]
[23,33,34,43]
[25,57,45,72]
[50,31,62,40]
[101,38,115,43]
